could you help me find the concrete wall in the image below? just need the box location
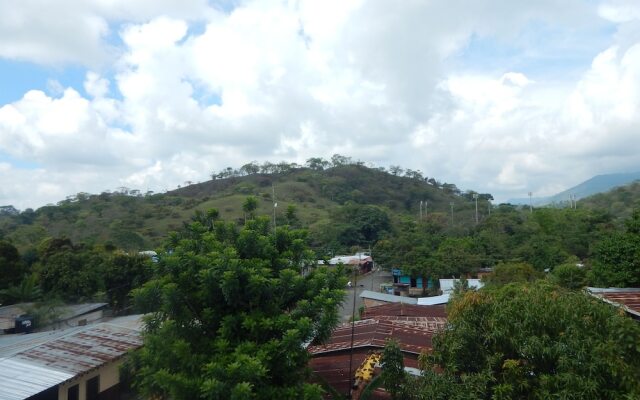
[58,358,121,400]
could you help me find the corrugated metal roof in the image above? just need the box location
[417,294,450,305]
[361,290,453,306]
[0,315,143,400]
[310,349,421,398]
[359,290,418,304]
[310,299,447,398]
[0,326,88,359]
[362,303,447,318]
[587,287,640,318]
[308,318,437,355]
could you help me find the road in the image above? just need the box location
[338,268,392,322]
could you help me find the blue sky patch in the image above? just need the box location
[0,151,40,170]
[453,20,617,81]
[0,59,88,104]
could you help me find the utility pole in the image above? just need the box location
[528,192,533,213]
[348,253,360,399]
[272,185,277,233]
[419,200,423,220]
[450,201,454,226]
[425,200,428,219]
[473,193,479,224]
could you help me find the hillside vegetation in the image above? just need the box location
[0,160,491,254]
[580,180,640,220]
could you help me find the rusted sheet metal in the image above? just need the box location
[587,287,640,318]
[0,317,143,400]
[13,324,143,375]
[310,351,369,397]
[310,302,448,397]
[308,318,437,355]
[362,303,447,318]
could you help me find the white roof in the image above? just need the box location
[417,294,451,305]
[359,290,418,304]
[361,290,452,306]
[320,253,373,265]
[439,279,484,294]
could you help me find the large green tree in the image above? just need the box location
[381,339,407,400]
[589,209,640,287]
[102,252,152,313]
[130,213,345,399]
[0,240,27,291]
[419,282,640,399]
[35,238,104,301]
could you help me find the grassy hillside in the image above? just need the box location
[0,164,490,253]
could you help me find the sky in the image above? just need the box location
[1,0,639,209]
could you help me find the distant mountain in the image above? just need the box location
[507,172,640,206]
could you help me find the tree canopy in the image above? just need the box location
[418,282,640,399]
[589,209,640,287]
[129,212,346,399]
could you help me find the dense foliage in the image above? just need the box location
[589,209,640,287]
[381,339,407,400]
[0,237,152,310]
[0,161,485,254]
[129,212,346,399]
[416,282,640,399]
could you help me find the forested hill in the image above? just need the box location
[0,162,492,253]
[580,181,640,219]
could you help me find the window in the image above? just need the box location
[67,384,79,400]
[410,277,417,288]
[86,375,100,400]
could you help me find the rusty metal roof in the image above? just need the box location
[310,349,421,399]
[362,303,447,318]
[310,301,448,397]
[308,318,439,356]
[0,316,143,400]
[587,287,640,318]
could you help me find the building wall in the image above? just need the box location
[57,358,121,400]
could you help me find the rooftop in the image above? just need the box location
[0,302,108,331]
[308,318,438,356]
[586,287,640,319]
[0,315,144,400]
[319,253,373,265]
[359,290,417,304]
[361,302,447,318]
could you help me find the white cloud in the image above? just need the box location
[0,0,214,65]
[0,0,639,208]
[599,0,640,23]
